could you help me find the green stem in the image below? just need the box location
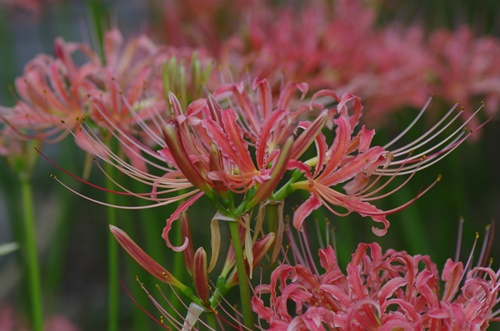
[228,220,254,329]
[86,0,109,60]
[20,176,44,331]
[105,163,119,331]
[267,203,278,234]
[206,311,218,330]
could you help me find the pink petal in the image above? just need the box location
[293,194,322,231]
[162,191,204,252]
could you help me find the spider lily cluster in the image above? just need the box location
[0,9,497,331]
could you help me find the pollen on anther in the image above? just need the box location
[50,174,56,179]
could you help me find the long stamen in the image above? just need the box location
[121,280,169,329]
[382,103,485,175]
[383,97,432,149]
[389,105,461,158]
[84,102,168,167]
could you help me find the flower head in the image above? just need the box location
[289,95,483,236]
[253,223,500,330]
[0,29,177,172]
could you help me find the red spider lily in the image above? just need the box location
[50,73,484,248]
[218,0,433,119]
[252,223,500,330]
[289,95,485,236]
[0,29,177,172]
[53,78,314,249]
[429,26,500,123]
[0,37,98,144]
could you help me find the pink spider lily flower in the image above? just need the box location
[252,222,500,330]
[219,0,433,119]
[51,74,484,249]
[52,78,313,250]
[429,26,500,123]
[288,93,485,236]
[154,0,256,57]
[0,37,98,144]
[0,29,175,171]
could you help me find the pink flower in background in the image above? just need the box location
[253,239,500,330]
[218,0,434,120]
[0,29,175,169]
[339,26,433,121]
[429,26,500,120]
[216,0,500,124]
[0,0,53,19]
[0,305,80,331]
[155,0,256,56]
[0,37,98,143]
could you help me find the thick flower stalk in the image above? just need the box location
[253,225,500,330]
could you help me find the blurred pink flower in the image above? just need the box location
[216,0,500,126]
[0,305,79,331]
[429,26,500,120]
[154,0,256,56]
[0,37,98,143]
[0,29,176,170]
[218,0,433,120]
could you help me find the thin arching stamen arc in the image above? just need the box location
[383,97,432,149]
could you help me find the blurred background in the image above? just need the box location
[1,0,499,330]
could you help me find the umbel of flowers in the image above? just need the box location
[253,226,500,330]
